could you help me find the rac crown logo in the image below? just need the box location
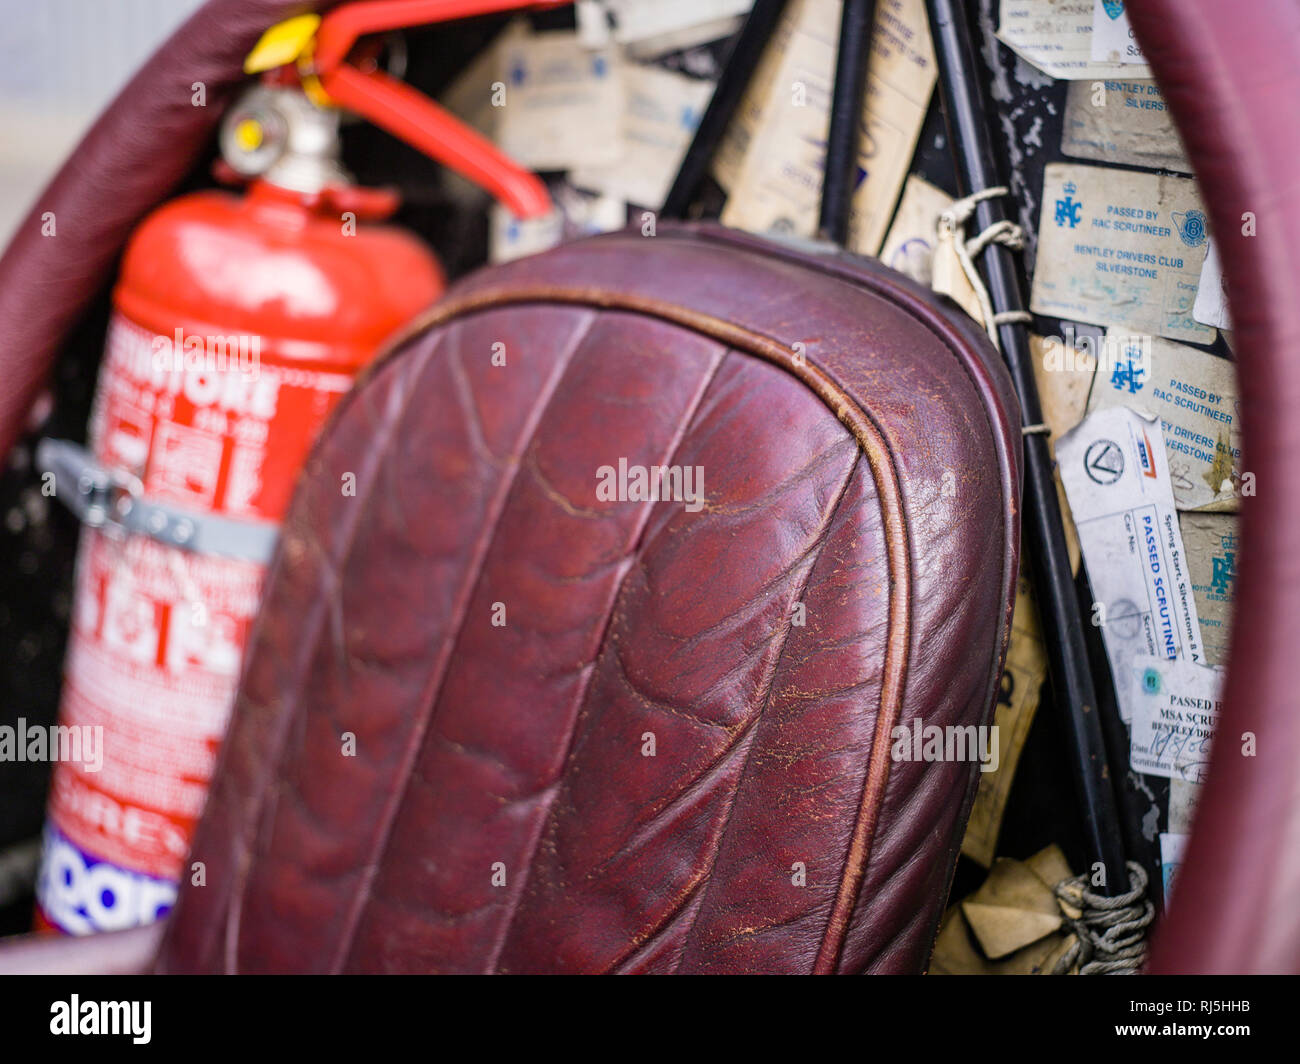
[1055,180,1083,228]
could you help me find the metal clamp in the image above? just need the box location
[37,438,280,564]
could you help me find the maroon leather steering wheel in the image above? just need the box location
[1129,0,1300,974]
[0,0,1295,973]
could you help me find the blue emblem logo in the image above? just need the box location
[1211,533,1238,595]
[1110,353,1146,394]
[1055,180,1082,228]
[1102,1,1126,19]
[1173,209,1208,247]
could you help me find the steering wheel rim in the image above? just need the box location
[1130,0,1300,974]
[0,0,339,460]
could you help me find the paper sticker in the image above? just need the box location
[1168,778,1201,835]
[960,855,1063,959]
[1179,512,1237,668]
[880,175,954,286]
[575,1,613,47]
[1032,163,1214,345]
[996,0,1151,80]
[1159,832,1188,904]
[491,206,564,263]
[490,186,626,264]
[598,0,751,47]
[1061,79,1191,174]
[879,176,987,326]
[1193,238,1232,331]
[711,0,796,192]
[1032,330,1098,437]
[496,29,625,172]
[571,64,713,208]
[1030,331,1098,573]
[439,22,517,138]
[1088,332,1240,512]
[930,227,988,328]
[626,17,744,60]
[1089,0,1145,66]
[931,898,1074,975]
[719,0,936,256]
[1058,406,1205,721]
[1128,654,1222,782]
[962,571,1049,868]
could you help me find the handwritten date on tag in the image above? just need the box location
[996,0,1151,80]
[1128,654,1223,783]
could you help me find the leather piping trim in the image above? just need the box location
[673,230,1021,970]
[383,286,912,974]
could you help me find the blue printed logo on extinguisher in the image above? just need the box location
[36,826,176,935]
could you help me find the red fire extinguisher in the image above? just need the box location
[33,0,564,935]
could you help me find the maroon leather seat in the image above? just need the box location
[156,224,1020,973]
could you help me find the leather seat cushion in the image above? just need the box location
[157,224,1022,973]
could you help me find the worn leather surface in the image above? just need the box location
[153,224,1021,973]
[1129,0,1300,974]
[0,0,340,462]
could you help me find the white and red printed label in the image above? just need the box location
[43,530,263,888]
[39,312,355,934]
[89,314,352,521]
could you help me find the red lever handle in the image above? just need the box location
[314,0,573,219]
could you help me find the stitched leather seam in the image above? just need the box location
[666,231,1021,972]
[493,342,729,973]
[330,311,597,972]
[673,234,1019,734]
[669,453,860,973]
[389,288,912,974]
[184,334,447,973]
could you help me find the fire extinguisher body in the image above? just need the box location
[109,182,444,522]
[35,181,443,934]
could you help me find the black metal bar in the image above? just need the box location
[818,0,876,244]
[661,0,791,220]
[924,0,1128,894]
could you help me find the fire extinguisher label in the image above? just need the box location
[36,824,177,936]
[91,314,353,521]
[40,311,357,934]
[43,531,262,897]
